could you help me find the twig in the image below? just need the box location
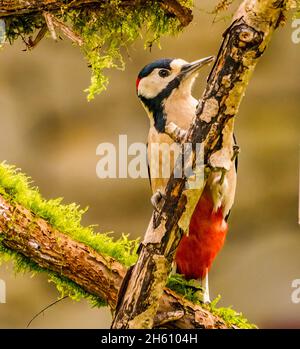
[159,0,193,26]
[27,24,47,49]
[43,12,57,41]
[49,13,83,46]
[26,296,68,328]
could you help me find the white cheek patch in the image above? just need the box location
[138,67,178,99]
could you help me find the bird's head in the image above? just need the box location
[136,57,214,131]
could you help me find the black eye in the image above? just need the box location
[158,69,170,78]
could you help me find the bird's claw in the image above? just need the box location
[165,121,187,143]
[231,145,240,161]
[151,190,166,214]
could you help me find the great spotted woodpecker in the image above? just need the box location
[136,57,237,303]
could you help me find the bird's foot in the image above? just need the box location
[231,144,240,161]
[151,190,166,213]
[211,166,227,186]
[165,121,187,143]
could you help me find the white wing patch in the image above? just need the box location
[207,118,237,216]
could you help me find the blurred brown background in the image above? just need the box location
[0,0,299,328]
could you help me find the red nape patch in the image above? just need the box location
[175,187,228,280]
[136,78,141,91]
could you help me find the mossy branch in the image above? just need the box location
[0,163,255,329]
[0,0,193,27]
[0,0,193,100]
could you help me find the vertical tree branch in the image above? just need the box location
[112,0,288,329]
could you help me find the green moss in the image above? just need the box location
[167,273,257,329]
[0,162,254,327]
[0,162,138,305]
[205,296,257,329]
[3,0,193,100]
[0,162,139,267]
[167,273,203,304]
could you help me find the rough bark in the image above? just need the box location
[0,0,193,27]
[112,0,288,329]
[0,194,230,329]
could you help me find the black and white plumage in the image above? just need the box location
[136,57,237,303]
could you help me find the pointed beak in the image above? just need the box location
[180,56,215,79]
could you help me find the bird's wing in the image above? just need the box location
[233,133,239,172]
[146,142,152,188]
[225,133,238,222]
